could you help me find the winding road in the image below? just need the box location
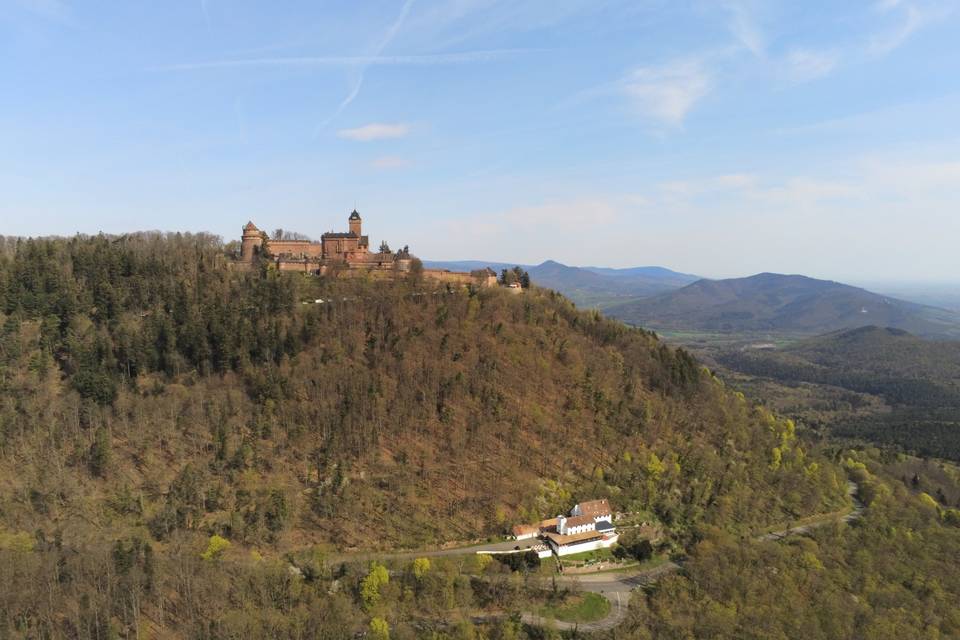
[333,482,865,633]
[498,481,865,632]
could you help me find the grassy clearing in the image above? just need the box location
[568,552,673,575]
[540,592,611,623]
[559,547,616,563]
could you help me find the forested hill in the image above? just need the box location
[717,326,960,459]
[0,233,849,637]
[606,272,960,338]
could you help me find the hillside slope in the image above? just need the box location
[0,234,847,637]
[606,272,960,338]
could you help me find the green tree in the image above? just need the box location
[369,617,390,640]
[361,562,390,610]
[412,557,431,580]
[89,426,111,478]
[407,257,424,283]
[200,534,231,561]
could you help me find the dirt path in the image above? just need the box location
[758,481,864,541]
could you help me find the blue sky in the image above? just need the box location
[2,0,959,281]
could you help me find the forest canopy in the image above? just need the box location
[1,233,955,639]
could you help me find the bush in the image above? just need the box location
[497,550,540,572]
[200,534,231,561]
[369,617,390,640]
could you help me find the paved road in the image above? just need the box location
[335,482,865,633]
[470,561,681,632]
[327,537,543,565]
[518,481,865,633]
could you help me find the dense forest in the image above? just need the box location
[0,234,957,638]
[716,326,960,459]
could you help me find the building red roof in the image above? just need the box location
[512,524,538,537]
[564,514,595,528]
[575,499,611,518]
[544,530,606,547]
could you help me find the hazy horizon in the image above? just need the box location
[3,1,959,282]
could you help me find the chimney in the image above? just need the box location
[557,515,567,535]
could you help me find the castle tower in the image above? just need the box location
[348,209,362,237]
[240,221,263,262]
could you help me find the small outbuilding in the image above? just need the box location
[512,524,539,541]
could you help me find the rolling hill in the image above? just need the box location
[605,272,960,338]
[423,259,699,307]
[0,233,848,637]
[3,235,960,639]
[715,325,960,459]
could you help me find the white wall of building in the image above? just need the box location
[553,534,619,557]
[557,516,596,536]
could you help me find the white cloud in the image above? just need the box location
[785,48,840,82]
[337,123,411,141]
[371,156,412,170]
[867,0,956,56]
[875,0,906,12]
[721,0,766,57]
[14,0,69,21]
[404,0,615,51]
[321,0,415,128]
[860,159,960,194]
[661,174,859,211]
[622,59,711,128]
[658,173,758,199]
[446,199,622,249]
[868,3,927,54]
[156,49,523,72]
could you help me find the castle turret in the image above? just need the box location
[240,221,263,262]
[348,209,362,237]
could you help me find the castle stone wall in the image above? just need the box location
[268,240,323,259]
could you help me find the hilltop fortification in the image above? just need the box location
[238,209,497,287]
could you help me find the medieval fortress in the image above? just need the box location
[237,209,497,287]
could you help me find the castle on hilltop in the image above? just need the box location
[237,209,498,287]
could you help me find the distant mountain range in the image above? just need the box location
[603,272,960,339]
[422,259,699,307]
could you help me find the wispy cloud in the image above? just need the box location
[721,0,766,57]
[868,2,930,55]
[405,0,617,51]
[338,123,411,141]
[155,49,523,72]
[371,156,413,170]
[785,48,840,82]
[622,59,711,128]
[13,0,70,21]
[321,0,416,128]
